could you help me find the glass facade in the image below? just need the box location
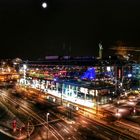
[19,77,114,106]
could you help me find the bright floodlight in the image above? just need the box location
[23,64,27,70]
[42,2,47,8]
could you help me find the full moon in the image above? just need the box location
[42,2,47,8]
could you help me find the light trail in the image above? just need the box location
[0,89,137,140]
[0,90,64,140]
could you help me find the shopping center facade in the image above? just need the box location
[19,57,139,108]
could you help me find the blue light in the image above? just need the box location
[81,67,96,80]
[105,71,113,77]
[128,74,132,78]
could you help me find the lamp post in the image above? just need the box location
[115,109,121,120]
[46,113,50,140]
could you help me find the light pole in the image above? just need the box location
[115,109,121,120]
[46,113,50,140]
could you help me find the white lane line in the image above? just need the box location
[91,125,98,129]
[60,123,72,133]
[104,131,112,136]
[82,120,87,124]
[57,123,62,127]
[78,132,82,135]
[73,136,77,140]
[64,128,69,134]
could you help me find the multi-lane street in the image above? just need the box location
[0,87,137,140]
[0,89,102,140]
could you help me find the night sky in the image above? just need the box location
[0,0,140,59]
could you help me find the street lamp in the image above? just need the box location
[46,113,50,140]
[115,109,121,120]
[133,107,136,115]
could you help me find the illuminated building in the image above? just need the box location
[130,64,140,89]
[19,57,139,106]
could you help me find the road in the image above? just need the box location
[0,132,14,140]
[0,88,137,140]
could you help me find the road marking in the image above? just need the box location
[91,125,98,129]
[57,123,62,127]
[104,131,112,136]
[82,120,87,124]
[72,136,77,140]
[86,127,92,131]
[98,134,111,140]
[78,132,82,135]
[64,128,69,134]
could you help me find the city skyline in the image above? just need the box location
[0,0,140,59]
[0,46,139,139]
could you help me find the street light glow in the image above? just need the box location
[46,112,50,117]
[115,112,121,117]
